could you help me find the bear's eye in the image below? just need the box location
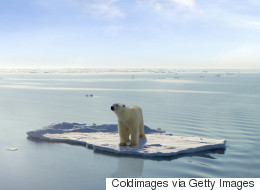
[116,104,118,107]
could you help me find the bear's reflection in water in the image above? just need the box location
[111,157,144,178]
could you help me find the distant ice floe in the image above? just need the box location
[6,148,18,151]
[27,123,226,158]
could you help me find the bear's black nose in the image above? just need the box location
[111,106,114,111]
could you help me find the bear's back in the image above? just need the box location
[125,105,142,120]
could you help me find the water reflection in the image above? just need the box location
[109,149,225,178]
[111,157,144,178]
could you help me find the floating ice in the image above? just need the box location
[6,148,18,151]
[27,122,226,157]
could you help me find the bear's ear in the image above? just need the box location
[123,104,125,107]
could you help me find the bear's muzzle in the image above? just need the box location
[111,106,114,111]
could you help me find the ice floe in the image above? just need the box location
[6,148,18,151]
[27,123,226,157]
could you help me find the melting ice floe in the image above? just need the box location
[27,122,226,157]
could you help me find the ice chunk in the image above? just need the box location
[27,123,226,157]
[6,148,18,151]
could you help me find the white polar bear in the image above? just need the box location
[111,103,146,146]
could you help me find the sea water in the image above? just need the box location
[0,69,260,190]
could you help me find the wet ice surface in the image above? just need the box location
[27,123,226,157]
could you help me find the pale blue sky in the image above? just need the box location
[1,0,260,69]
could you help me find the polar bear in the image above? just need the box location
[111,103,146,146]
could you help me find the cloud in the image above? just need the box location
[138,0,201,15]
[77,0,124,19]
[198,0,260,30]
[170,0,195,9]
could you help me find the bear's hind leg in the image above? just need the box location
[139,121,146,139]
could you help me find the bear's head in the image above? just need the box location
[111,103,125,116]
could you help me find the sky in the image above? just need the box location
[0,0,260,69]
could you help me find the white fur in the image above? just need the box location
[111,103,146,146]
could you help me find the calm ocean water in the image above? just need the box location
[0,69,260,190]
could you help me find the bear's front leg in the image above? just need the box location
[130,130,139,147]
[118,123,128,146]
[119,142,127,146]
